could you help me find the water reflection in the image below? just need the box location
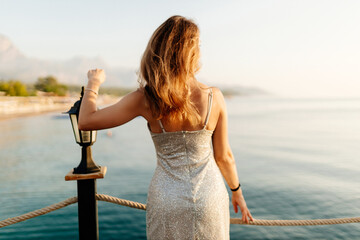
[0,98,359,239]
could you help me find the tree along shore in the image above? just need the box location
[0,75,134,97]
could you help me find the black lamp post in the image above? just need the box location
[65,86,101,174]
[64,86,103,240]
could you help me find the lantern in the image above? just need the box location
[65,87,101,174]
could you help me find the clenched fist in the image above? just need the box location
[87,69,106,86]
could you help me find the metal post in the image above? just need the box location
[65,167,106,240]
[74,145,101,174]
[77,179,98,240]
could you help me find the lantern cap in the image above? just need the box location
[64,99,81,115]
[63,86,84,115]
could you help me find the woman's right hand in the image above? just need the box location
[87,69,106,86]
[232,190,254,224]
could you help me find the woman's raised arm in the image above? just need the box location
[78,69,145,131]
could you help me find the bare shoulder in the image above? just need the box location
[130,88,146,98]
[209,87,226,108]
[125,88,146,104]
[196,82,226,111]
[197,82,223,98]
[210,87,223,98]
[115,88,147,114]
[128,88,153,118]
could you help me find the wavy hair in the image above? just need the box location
[138,15,201,125]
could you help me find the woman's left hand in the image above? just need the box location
[232,190,254,224]
[87,68,106,86]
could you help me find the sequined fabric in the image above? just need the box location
[146,90,230,240]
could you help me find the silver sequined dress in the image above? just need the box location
[146,89,230,240]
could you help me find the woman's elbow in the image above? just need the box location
[215,151,235,165]
[77,122,86,131]
[78,117,90,131]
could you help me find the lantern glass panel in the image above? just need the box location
[81,130,91,143]
[92,130,97,143]
[70,114,81,143]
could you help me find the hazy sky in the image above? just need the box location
[1,0,359,97]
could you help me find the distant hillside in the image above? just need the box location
[0,34,268,96]
[0,34,137,87]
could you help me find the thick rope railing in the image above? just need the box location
[96,193,146,210]
[0,197,77,228]
[229,217,360,226]
[1,194,359,228]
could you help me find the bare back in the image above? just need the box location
[145,82,220,134]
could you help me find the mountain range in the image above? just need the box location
[0,34,267,95]
[0,34,137,87]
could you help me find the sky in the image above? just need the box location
[0,0,359,98]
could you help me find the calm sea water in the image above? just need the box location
[0,96,359,239]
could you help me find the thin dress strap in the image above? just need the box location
[203,88,213,129]
[158,119,166,133]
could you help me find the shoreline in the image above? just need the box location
[0,106,70,121]
[0,95,120,122]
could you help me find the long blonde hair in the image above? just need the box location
[139,15,201,125]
